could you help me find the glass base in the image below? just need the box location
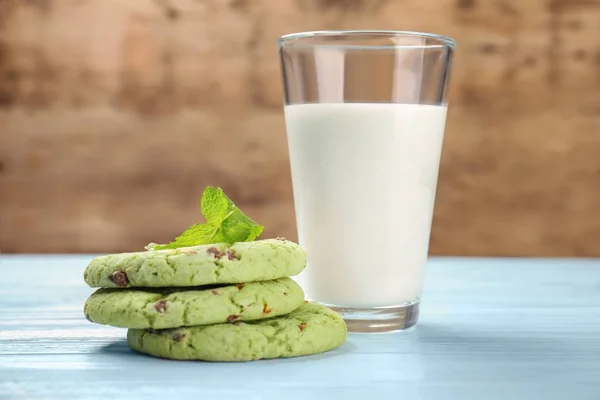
[322,301,419,333]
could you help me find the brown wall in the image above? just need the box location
[1,0,599,256]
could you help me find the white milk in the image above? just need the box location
[284,103,448,308]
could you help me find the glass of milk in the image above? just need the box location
[279,31,455,333]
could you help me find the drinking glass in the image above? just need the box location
[279,30,455,332]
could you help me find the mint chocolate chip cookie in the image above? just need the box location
[83,239,306,288]
[84,278,304,329]
[127,302,347,361]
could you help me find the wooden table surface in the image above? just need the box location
[1,255,599,400]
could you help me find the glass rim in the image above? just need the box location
[278,30,456,50]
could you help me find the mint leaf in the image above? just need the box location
[221,208,264,243]
[148,224,222,250]
[201,186,230,225]
[148,186,263,250]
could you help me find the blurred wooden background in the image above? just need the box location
[0,0,599,255]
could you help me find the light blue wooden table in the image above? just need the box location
[1,255,599,400]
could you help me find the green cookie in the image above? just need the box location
[84,278,304,329]
[83,239,306,288]
[127,302,347,361]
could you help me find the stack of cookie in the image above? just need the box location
[83,238,347,361]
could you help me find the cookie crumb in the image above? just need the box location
[298,322,307,331]
[172,333,186,342]
[235,283,245,290]
[303,300,308,303]
[207,247,224,258]
[226,250,238,260]
[275,237,287,241]
[211,290,220,295]
[109,271,129,287]
[227,315,241,323]
[262,304,273,314]
[154,299,168,313]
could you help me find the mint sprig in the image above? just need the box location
[147,186,264,250]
